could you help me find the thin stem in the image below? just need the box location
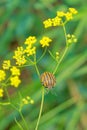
[5,87,18,111]
[15,118,24,130]
[25,56,34,64]
[53,47,68,74]
[48,49,57,62]
[5,75,11,84]
[35,64,40,78]
[35,87,45,130]
[0,102,10,106]
[34,54,40,78]
[37,47,47,63]
[53,23,69,75]
[5,88,26,130]
[19,110,29,130]
[62,22,68,45]
[17,64,34,68]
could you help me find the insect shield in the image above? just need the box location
[40,72,56,89]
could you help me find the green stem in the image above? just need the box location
[35,64,40,78]
[48,50,57,61]
[62,22,68,46]
[5,75,11,84]
[15,118,24,130]
[35,87,45,130]
[26,56,34,64]
[17,64,34,68]
[53,47,68,74]
[53,23,69,74]
[5,88,27,130]
[19,110,29,130]
[34,53,40,78]
[4,88,18,110]
[37,47,47,63]
[0,102,10,106]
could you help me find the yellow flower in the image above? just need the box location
[2,60,11,70]
[43,18,52,28]
[0,88,4,97]
[67,34,77,46]
[65,12,73,21]
[57,11,65,17]
[52,16,61,26]
[56,52,59,55]
[0,70,6,82]
[22,96,34,105]
[71,35,77,43]
[26,96,31,100]
[25,45,36,56]
[10,66,20,76]
[13,46,26,66]
[56,52,60,60]
[22,98,28,104]
[67,34,71,38]
[67,39,72,44]
[30,99,34,104]
[24,36,37,45]
[69,8,78,14]
[10,76,21,87]
[40,36,52,47]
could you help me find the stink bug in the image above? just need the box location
[40,72,56,89]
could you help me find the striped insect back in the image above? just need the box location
[40,72,56,89]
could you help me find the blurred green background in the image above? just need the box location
[0,0,87,130]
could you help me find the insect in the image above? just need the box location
[40,72,56,89]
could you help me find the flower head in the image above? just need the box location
[22,98,28,104]
[24,36,37,45]
[0,88,4,97]
[57,11,65,17]
[2,60,11,70]
[67,34,77,46]
[0,70,6,82]
[24,46,36,56]
[65,12,73,21]
[10,66,20,76]
[13,46,26,66]
[22,96,34,105]
[40,36,52,47]
[43,19,52,28]
[69,8,78,14]
[52,16,61,26]
[43,8,78,28]
[10,76,21,87]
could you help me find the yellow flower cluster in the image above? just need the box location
[22,96,34,105]
[0,70,6,82]
[24,36,36,56]
[13,36,53,66]
[0,88,4,97]
[24,36,36,45]
[13,47,26,66]
[13,36,37,66]
[67,34,77,46]
[10,66,20,76]
[43,8,78,28]
[10,76,21,87]
[40,36,52,47]
[10,66,21,87]
[2,60,11,70]
[0,60,21,89]
[0,35,53,94]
